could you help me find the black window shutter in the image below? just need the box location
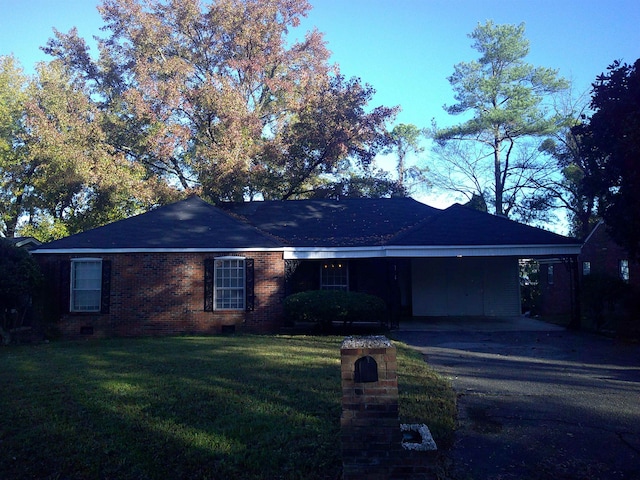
[204,258,214,311]
[101,260,111,314]
[245,258,255,311]
[60,260,71,313]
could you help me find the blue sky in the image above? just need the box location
[1,0,639,219]
[296,0,640,128]
[2,0,638,128]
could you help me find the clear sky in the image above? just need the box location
[1,0,639,219]
[2,0,639,128]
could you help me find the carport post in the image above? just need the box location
[567,255,581,330]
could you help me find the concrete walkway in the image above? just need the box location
[394,317,640,480]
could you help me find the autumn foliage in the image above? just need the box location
[0,0,397,240]
[44,0,396,202]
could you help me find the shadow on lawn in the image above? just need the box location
[1,336,344,480]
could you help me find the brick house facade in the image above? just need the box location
[33,196,580,338]
[37,251,284,337]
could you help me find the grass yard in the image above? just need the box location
[0,335,456,480]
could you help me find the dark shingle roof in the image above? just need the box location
[35,196,280,250]
[391,204,579,246]
[34,196,578,252]
[2,237,42,249]
[219,197,440,247]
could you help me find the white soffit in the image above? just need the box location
[283,244,581,260]
[33,245,581,258]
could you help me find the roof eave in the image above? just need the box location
[282,244,582,260]
[31,247,285,255]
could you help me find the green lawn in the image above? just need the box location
[0,335,456,480]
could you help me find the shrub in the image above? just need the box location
[580,273,633,332]
[0,239,42,344]
[283,290,387,330]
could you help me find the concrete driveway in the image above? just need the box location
[394,317,640,480]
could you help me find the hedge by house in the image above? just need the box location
[0,239,42,344]
[283,290,387,329]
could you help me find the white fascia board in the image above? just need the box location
[384,244,582,257]
[283,244,582,259]
[35,244,582,258]
[31,247,286,255]
[282,246,385,260]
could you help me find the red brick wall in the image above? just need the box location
[538,223,640,317]
[36,251,284,338]
[537,262,573,316]
[581,223,640,288]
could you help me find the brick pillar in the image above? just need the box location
[341,335,401,480]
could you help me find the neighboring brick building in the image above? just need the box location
[32,196,581,338]
[538,221,639,318]
[580,221,639,289]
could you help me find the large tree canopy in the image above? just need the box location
[44,0,396,203]
[0,55,29,238]
[382,123,427,196]
[0,56,172,241]
[432,21,569,220]
[539,121,603,239]
[573,59,640,257]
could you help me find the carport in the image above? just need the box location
[384,204,582,323]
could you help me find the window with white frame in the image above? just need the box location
[71,259,102,312]
[620,259,629,283]
[320,262,349,290]
[582,261,591,276]
[214,257,245,309]
[547,265,554,285]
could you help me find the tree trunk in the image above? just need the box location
[4,193,22,238]
[493,137,503,216]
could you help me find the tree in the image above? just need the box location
[1,55,171,241]
[256,75,397,199]
[44,0,396,202]
[18,61,174,240]
[538,126,603,238]
[432,21,569,219]
[0,55,29,238]
[573,59,640,257]
[382,123,428,196]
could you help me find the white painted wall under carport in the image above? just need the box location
[411,256,521,316]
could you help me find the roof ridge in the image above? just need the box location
[215,203,288,246]
[386,207,443,245]
[444,203,580,241]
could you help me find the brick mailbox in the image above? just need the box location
[340,335,401,479]
[340,335,437,480]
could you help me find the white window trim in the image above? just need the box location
[214,256,246,310]
[70,258,102,312]
[320,261,349,291]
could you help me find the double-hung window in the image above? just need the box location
[214,257,245,310]
[547,265,554,285]
[320,262,349,291]
[620,259,630,283]
[70,259,102,312]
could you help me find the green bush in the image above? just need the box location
[284,290,387,329]
[0,239,42,344]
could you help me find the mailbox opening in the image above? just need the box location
[354,355,378,383]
